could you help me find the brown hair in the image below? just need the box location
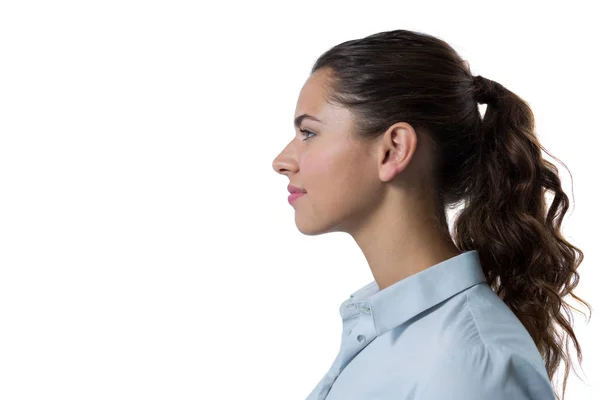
[310,29,592,400]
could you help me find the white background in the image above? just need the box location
[0,1,598,399]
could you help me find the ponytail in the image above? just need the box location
[454,74,592,400]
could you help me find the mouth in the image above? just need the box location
[288,192,306,205]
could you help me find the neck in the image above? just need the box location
[349,194,461,291]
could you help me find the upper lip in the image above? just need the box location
[288,184,307,194]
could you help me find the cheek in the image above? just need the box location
[303,149,368,200]
[301,147,344,188]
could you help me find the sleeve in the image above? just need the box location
[413,344,556,400]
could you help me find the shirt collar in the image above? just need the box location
[338,250,486,337]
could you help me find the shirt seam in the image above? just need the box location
[416,291,487,394]
[468,291,551,383]
[417,291,551,399]
[466,289,489,348]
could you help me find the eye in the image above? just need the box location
[300,129,316,141]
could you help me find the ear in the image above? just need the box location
[377,122,417,183]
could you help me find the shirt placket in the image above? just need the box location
[307,300,376,400]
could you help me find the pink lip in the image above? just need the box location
[288,192,306,205]
[288,184,306,194]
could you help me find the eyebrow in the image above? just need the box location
[294,113,323,128]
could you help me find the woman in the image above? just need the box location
[272,29,591,400]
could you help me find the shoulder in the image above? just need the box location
[413,343,556,400]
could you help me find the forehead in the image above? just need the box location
[294,69,331,118]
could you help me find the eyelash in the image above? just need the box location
[300,129,316,141]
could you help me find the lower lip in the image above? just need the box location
[288,192,306,205]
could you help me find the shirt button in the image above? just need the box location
[356,334,366,343]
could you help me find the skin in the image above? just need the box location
[272,68,461,291]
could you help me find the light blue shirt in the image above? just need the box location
[306,250,555,400]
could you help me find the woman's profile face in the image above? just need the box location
[272,69,383,236]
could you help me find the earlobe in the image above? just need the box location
[379,161,399,183]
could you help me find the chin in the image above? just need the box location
[295,215,346,236]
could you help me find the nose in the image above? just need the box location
[272,141,299,176]
[272,154,298,176]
